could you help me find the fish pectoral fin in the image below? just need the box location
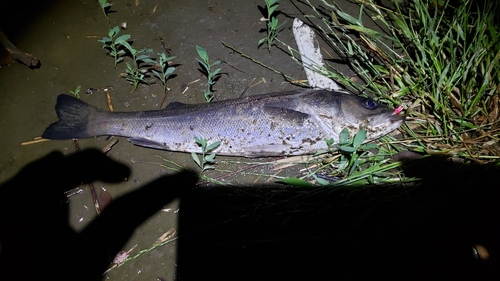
[263,106,309,124]
[243,144,292,157]
[128,137,166,149]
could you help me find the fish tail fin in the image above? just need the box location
[42,94,99,139]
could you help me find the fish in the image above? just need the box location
[42,89,404,157]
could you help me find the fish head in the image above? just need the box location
[337,95,405,141]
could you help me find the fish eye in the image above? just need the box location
[363,99,378,110]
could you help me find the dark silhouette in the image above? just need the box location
[176,156,500,280]
[0,149,198,281]
[1,150,499,280]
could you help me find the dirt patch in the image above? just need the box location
[0,0,356,279]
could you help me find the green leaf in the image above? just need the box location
[258,38,266,47]
[108,26,120,38]
[152,70,161,80]
[118,40,135,56]
[268,4,279,16]
[278,177,313,187]
[339,128,349,144]
[312,174,330,185]
[349,157,360,174]
[269,17,279,29]
[437,63,450,87]
[99,37,112,43]
[211,68,222,77]
[195,58,209,71]
[361,143,378,150]
[165,67,176,75]
[115,34,131,43]
[140,58,156,65]
[191,152,202,168]
[202,164,215,171]
[136,54,151,61]
[353,129,366,148]
[324,138,334,147]
[195,45,209,62]
[206,141,221,152]
[342,25,383,37]
[335,10,361,25]
[194,136,206,147]
[339,146,355,153]
[204,153,216,162]
[391,16,412,39]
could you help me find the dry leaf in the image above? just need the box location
[154,228,176,245]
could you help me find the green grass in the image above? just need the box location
[300,0,499,164]
[236,0,499,187]
[304,0,500,161]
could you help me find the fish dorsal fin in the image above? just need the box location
[263,106,309,124]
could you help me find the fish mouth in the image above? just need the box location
[364,112,405,140]
[370,111,404,127]
[389,113,405,124]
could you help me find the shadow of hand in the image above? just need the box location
[0,149,197,281]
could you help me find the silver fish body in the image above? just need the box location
[42,89,404,157]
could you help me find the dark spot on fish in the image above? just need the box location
[145,123,153,130]
[302,138,317,145]
[267,133,271,137]
[190,126,194,131]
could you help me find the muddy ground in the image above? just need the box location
[1,0,499,280]
[0,0,359,280]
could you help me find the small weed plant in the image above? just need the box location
[98,26,130,68]
[195,45,223,102]
[69,85,82,98]
[258,0,285,50]
[151,53,177,95]
[117,34,156,92]
[191,137,221,173]
[123,62,150,93]
[280,128,409,187]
